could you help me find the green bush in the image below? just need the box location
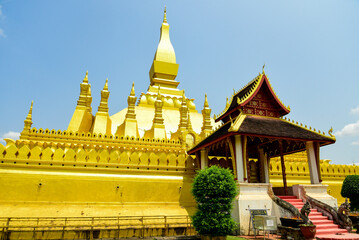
[341,174,359,211]
[191,166,238,236]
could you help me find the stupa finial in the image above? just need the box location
[28,100,33,116]
[104,78,108,91]
[130,82,135,96]
[163,6,167,23]
[83,70,89,83]
[204,94,209,108]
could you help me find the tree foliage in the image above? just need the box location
[341,174,359,211]
[191,166,238,236]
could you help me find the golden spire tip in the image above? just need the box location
[204,93,209,108]
[130,82,135,95]
[262,63,265,74]
[29,100,34,115]
[163,6,167,23]
[83,70,89,83]
[104,78,108,90]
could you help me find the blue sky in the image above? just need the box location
[0,1,358,165]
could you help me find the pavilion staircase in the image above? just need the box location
[278,196,348,237]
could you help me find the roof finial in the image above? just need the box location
[163,6,167,23]
[83,70,89,83]
[262,63,265,74]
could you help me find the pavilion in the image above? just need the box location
[188,69,337,234]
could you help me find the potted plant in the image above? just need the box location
[191,166,238,240]
[299,223,316,239]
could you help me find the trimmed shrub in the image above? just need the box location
[191,166,238,236]
[341,174,359,211]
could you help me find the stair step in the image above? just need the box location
[278,196,297,199]
[309,215,329,220]
[316,228,348,235]
[311,219,334,225]
[316,233,359,239]
[315,224,340,229]
[309,212,323,216]
[286,199,304,203]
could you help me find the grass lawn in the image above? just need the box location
[227,236,247,240]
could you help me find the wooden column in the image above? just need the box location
[258,148,269,183]
[279,141,288,195]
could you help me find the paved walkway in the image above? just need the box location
[238,235,280,239]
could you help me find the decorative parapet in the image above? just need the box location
[20,127,183,150]
[0,136,197,173]
[270,157,359,179]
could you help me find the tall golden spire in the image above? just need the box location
[147,7,181,97]
[154,6,175,64]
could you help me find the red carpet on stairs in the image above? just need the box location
[278,196,359,240]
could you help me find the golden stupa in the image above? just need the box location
[0,7,356,239]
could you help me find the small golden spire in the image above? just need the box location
[28,100,33,117]
[104,78,108,91]
[22,100,34,133]
[83,70,89,83]
[262,64,265,74]
[204,94,209,108]
[130,82,135,96]
[97,79,110,113]
[163,6,167,23]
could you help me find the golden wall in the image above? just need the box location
[0,128,197,218]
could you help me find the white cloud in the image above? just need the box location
[351,106,359,115]
[352,140,359,146]
[0,131,20,144]
[0,28,5,38]
[335,120,359,136]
